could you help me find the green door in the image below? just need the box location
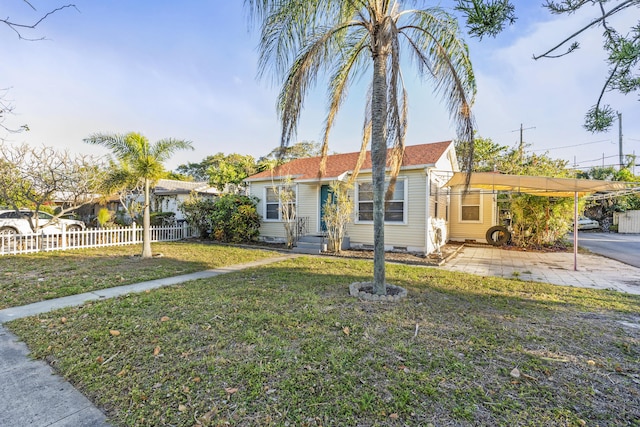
[320,184,334,232]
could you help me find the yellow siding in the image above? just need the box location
[346,170,426,251]
[250,167,454,253]
[448,186,496,242]
[297,183,320,233]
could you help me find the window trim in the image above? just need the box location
[459,189,483,223]
[355,177,407,225]
[263,185,297,222]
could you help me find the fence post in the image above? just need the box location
[61,224,67,250]
[132,222,137,243]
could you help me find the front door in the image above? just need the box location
[319,184,334,232]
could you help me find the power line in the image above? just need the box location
[532,139,612,152]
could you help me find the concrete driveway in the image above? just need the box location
[574,232,640,268]
[442,244,640,295]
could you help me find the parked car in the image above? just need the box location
[0,210,86,235]
[575,216,600,230]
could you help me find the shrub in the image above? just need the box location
[179,196,216,238]
[96,208,112,227]
[210,194,261,243]
[150,211,176,226]
[322,181,353,253]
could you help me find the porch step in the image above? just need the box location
[292,239,325,254]
[297,235,326,244]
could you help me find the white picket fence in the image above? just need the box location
[0,223,197,256]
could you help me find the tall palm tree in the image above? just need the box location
[247,1,476,295]
[85,132,193,258]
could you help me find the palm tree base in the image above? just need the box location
[349,282,407,302]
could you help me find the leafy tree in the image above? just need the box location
[84,132,193,258]
[456,0,640,132]
[578,159,640,221]
[247,1,476,295]
[208,153,257,192]
[176,153,257,192]
[456,135,508,172]
[259,141,322,164]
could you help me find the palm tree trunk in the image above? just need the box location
[141,177,152,258]
[371,44,389,295]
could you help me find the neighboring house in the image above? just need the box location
[150,179,219,221]
[245,140,461,254]
[77,179,219,224]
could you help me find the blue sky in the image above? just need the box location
[2,1,638,172]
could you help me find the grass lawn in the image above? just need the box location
[6,255,640,426]
[0,242,278,309]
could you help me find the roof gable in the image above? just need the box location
[247,140,453,182]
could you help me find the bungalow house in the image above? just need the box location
[149,179,219,221]
[245,140,497,254]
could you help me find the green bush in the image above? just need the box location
[149,211,176,226]
[179,196,216,238]
[210,194,261,243]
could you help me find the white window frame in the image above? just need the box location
[264,185,297,222]
[459,189,482,223]
[355,178,407,225]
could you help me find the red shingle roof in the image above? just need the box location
[247,140,453,182]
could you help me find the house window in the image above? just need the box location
[357,179,405,223]
[460,190,481,222]
[265,186,296,221]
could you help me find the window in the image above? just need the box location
[357,179,405,223]
[265,186,296,221]
[460,190,481,222]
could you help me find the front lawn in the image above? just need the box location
[0,242,278,309]
[7,256,640,426]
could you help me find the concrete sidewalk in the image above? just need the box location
[441,245,640,295]
[0,254,296,427]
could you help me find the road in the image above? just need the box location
[574,232,640,268]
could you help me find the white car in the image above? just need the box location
[576,216,600,230]
[0,210,85,236]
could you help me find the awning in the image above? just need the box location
[445,172,629,197]
[445,172,633,272]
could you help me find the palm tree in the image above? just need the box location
[247,1,476,295]
[85,132,193,258]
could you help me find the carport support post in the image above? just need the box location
[574,192,578,271]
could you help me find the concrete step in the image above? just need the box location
[297,235,326,244]
[291,246,323,255]
[292,240,324,254]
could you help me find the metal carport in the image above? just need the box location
[445,172,631,271]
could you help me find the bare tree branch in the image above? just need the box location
[1,3,78,41]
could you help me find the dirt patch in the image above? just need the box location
[324,243,464,266]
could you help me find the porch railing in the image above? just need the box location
[295,216,310,243]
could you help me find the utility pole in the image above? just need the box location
[618,111,623,169]
[512,123,536,164]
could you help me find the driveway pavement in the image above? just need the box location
[574,232,640,268]
[441,244,640,295]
